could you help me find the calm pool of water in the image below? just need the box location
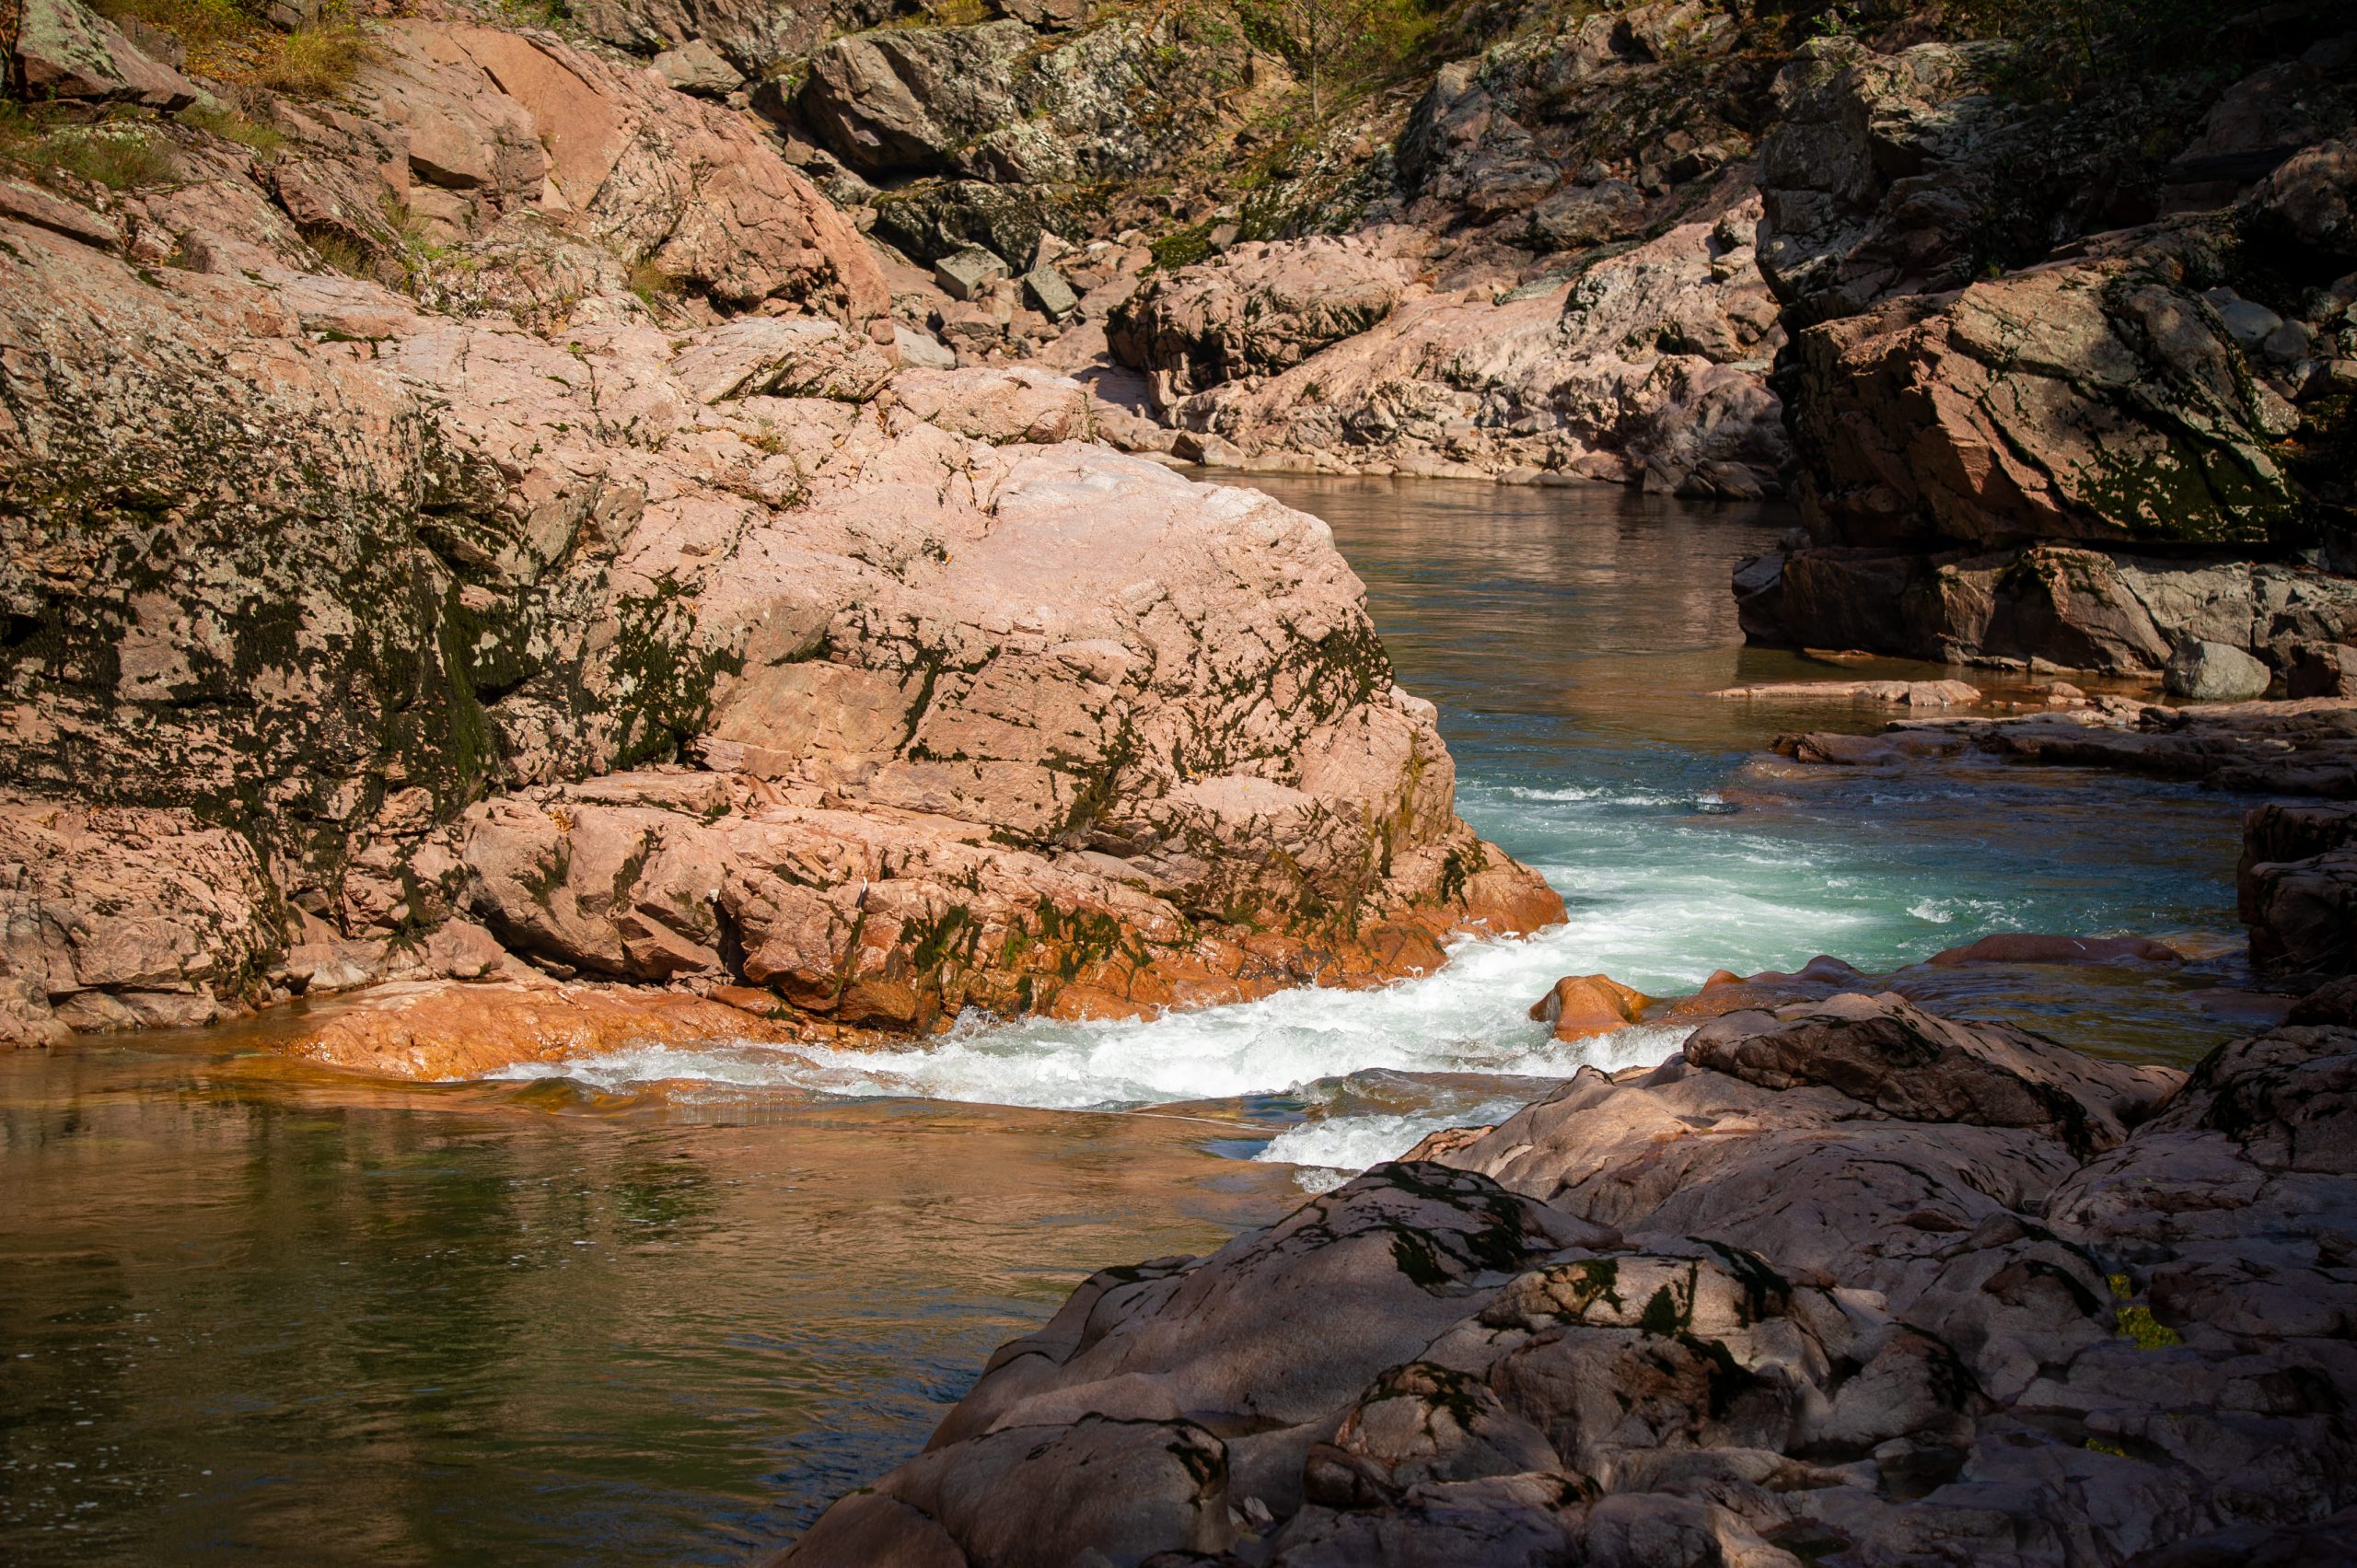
[0,477,2258,1564]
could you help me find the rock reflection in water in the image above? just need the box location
[0,1034,1293,1565]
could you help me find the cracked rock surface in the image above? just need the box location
[779,987,2356,1567]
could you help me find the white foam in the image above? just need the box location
[490,929,1696,1110]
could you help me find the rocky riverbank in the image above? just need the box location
[777,800,2357,1566]
[8,0,2355,1051]
[0,0,1562,1060]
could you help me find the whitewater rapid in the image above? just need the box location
[486,773,2077,1189]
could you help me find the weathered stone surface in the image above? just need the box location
[1756,37,2021,328]
[1926,933,2182,968]
[665,316,898,402]
[0,12,1558,1054]
[798,21,1033,177]
[651,37,741,98]
[1125,186,1786,491]
[1683,993,2157,1157]
[12,0,200,110]
[2286,642,2357,699]
[568,0,857,79]
[776,1161,1603,1564]
[0,795,282,1041]
[1020,264,1079,322]
[2242,135,2357,261]
[987,0,1085,30]
[797,15,1241,189]
[0,176,120,250]
[1396,0,1759,245]
[1744,542,2357,675]
[789,987,2357,1565]
[1773,697,2357,796]
[294,980,798,1079]
[886,365,1091,444]
[272,21,893,321]
[2165,638,2274,702]
[1710,679,1979,706]
[1745,24,2356,661]
[1108,237,1407,395]
[1780,228,2305,552]
[933,245,1008,301]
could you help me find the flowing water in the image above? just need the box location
[1,478,2259,1565]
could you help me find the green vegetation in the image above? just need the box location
[491,0,574,26]
[628,258,682,315]
[2115,1304,2183,1351]
[178,99,283,155]
[1228,0,1446,115]
[1945,0,2247,100]
[0,104,177,189]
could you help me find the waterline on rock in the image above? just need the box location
[491,930,1698,1111]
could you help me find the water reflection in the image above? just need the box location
[0,1041,1293,1565]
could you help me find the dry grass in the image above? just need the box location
[254,22,374,95]
[178,100,284,155]
[88,0,376,98]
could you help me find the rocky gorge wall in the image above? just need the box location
[699,0,2357,683]
[1733,17,2357,683]
[0,0,1562,1052]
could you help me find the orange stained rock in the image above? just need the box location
[1527,974,1658,1041]
[291,984,802,1081]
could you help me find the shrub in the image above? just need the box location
[1229,0,1442,115]
[255,21,374,97]
[0,107,179,190]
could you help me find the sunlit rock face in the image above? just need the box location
[1740,21,2357,675]
[0,5,1556,1052]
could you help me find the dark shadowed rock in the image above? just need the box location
[791,984,2357,1564]
[1927,934,2183,968]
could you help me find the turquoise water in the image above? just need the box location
[0,477,2256,1564]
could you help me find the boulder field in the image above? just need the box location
[0,2,1560,1060]
[743,0,2357,681]
[777,981,2357,1567]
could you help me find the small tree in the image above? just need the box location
[1232,0,1389,118]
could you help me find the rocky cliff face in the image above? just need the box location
[718,0,2357,674]
[1740,9,2357,676]
[0,0,1559,1051]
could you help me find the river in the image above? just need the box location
[0,477,2257,1564]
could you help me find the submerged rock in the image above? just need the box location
[1771,696,2357,796]
[1709,679,1979,706]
